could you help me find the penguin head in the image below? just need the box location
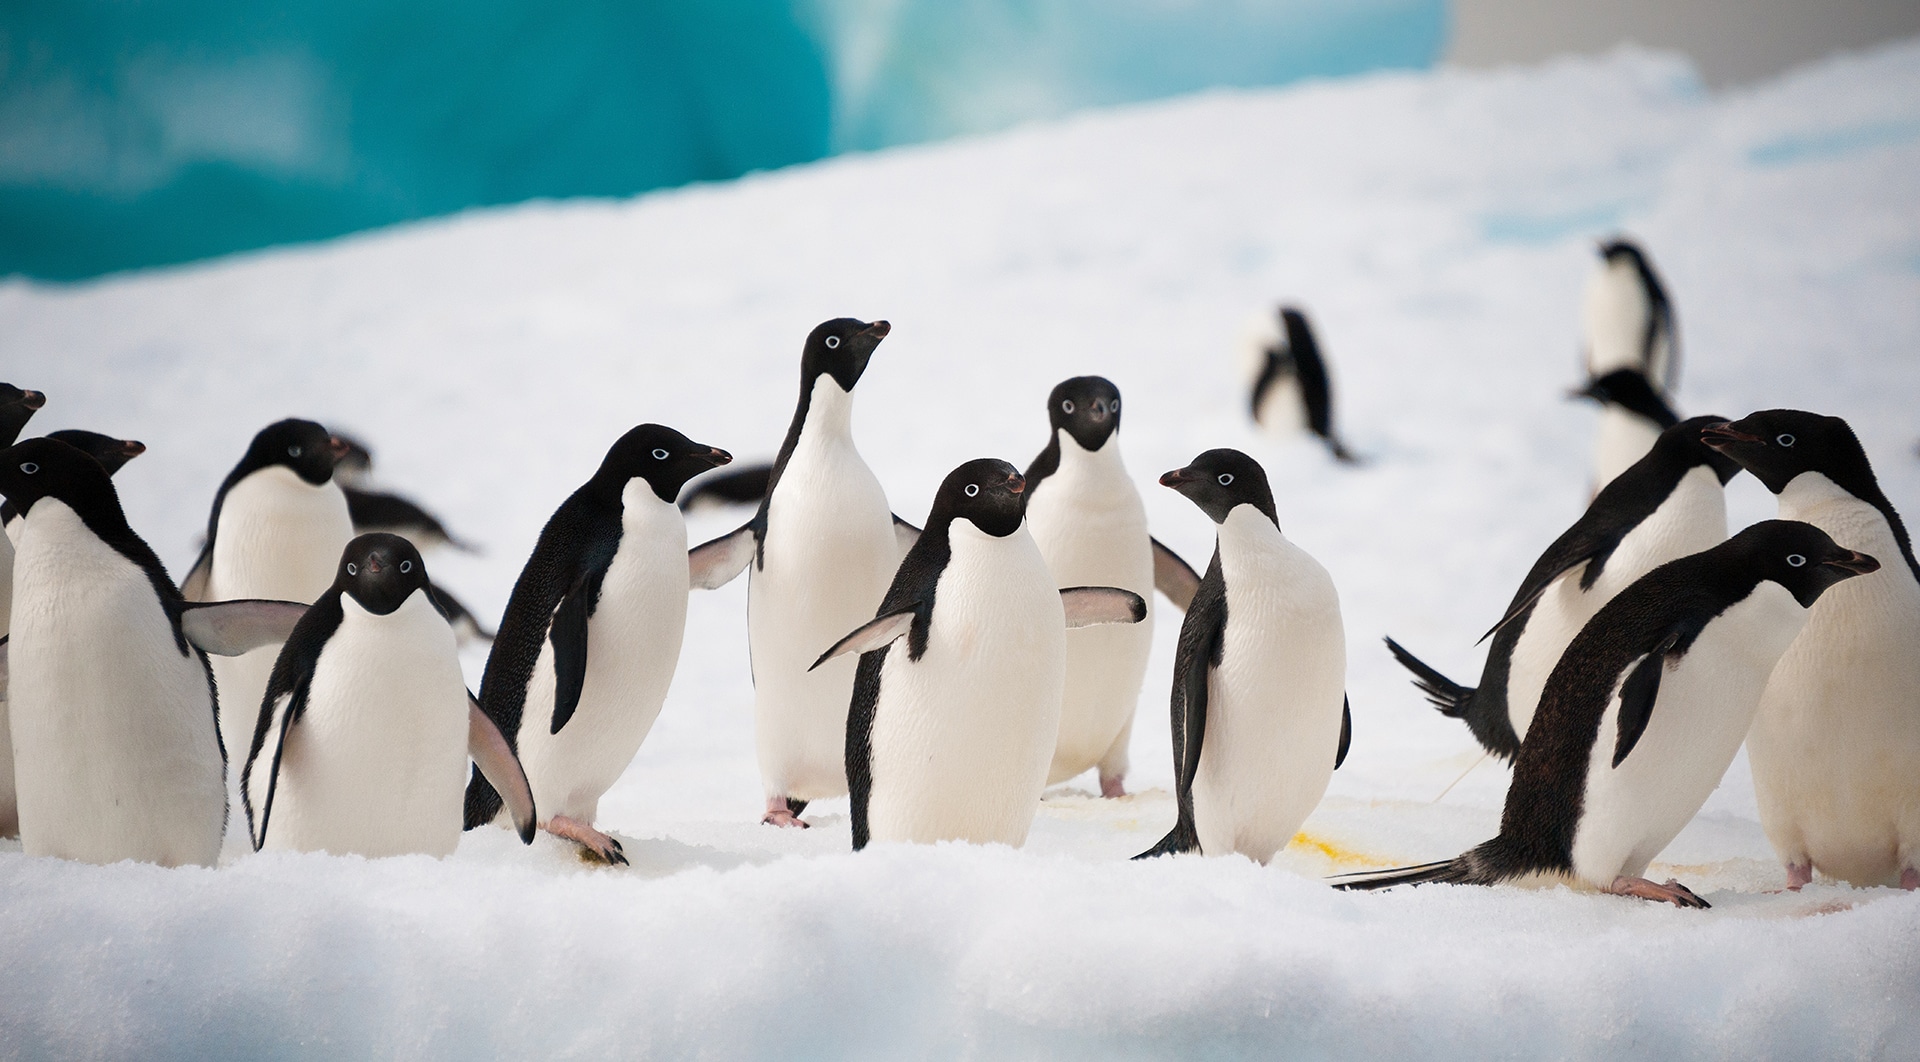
[1597,238,1650,271]
[1643,416,1743,484]
[334,533,431,615]
[329,431,375,486]
[1160,449,1278,526]
[0,436,118,517]
[1047,376,1122,452]
[932,458,1027,538]
[1701,410,1872,496]
[45,430,146,477]
[1733,519,1879,608]
[1570,369,1678,429]
[596,423,732,502]
[803,318,891,394]
[241,419,350,486]
[0,383,46,446]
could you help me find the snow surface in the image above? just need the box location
[5,41,1920,1058]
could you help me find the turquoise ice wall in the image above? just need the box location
[0,0,1445,280]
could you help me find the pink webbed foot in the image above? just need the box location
[1785,862,1814,891]
[1608,875,1711,909]
[1099,773,1126,799]
[1901,867,1918,891]
[545,815,628,866]
[761,796,810,828]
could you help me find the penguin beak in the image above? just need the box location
[1567,383,1602,403]
[1824,550,1880,577]
[118,439,147,459]
[365,554,385,575]
[19,390,44,411]
[1700,424,1763,449]
[1007,472,1025,495]
[860,321,891,341]
[700,447,732,468]
[327,435,351,460]
[1159,467,1195,488]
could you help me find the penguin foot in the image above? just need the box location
[1607,875,1710,909]
[1099,774,1126,799]
[1785,862,1814,891]
[761,796,810,828]
[546,816,628,866]
[1901,867,1918,891]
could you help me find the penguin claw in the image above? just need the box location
[1099,775,1126,799]
[1785,862,1814,891]
[1608,875,1710,909]
[1901,867,1918,891]
[545,816,627,866]
[761,797,809,828]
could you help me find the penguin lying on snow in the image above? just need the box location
[1023,376,1200,799]
[1336,521,1877,907]
[814,459,1145,850]
[1583,237,1678,394]
[1241,306,1357,463]
[1574,367,1680,493]
[1703,411,1920,890]
[465,425,731,863]
[1134,450,1350,864]
[1387,416,1740,760]
[0,438,308,866]
[244,534,534,858]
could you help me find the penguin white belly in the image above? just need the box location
[1750,477,1920,885]
[0,526,15,836]
[1591,408,1662,491]
[1254,376,1306,437]
[1582,261,1651,379]
[1191,509,1346,863]
[1025,445,1154,786]
[750,387,896,802]
[9,502,225,866]
[206,467,354,760]
[513,484,690,824]
[1570,582,1806,884]
[867,522,1065,847]
[266,592,468,858]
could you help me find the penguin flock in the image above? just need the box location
[0,236,1914,911]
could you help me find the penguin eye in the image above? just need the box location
[1110,398,1120,412]
[1062,400,1074,414]
[288,445,303,458]
[652,448,669,460]
[964,483,980,498]
[824,335,841,349]
[400,560,413,573]
[347,562,358,576]
[1786,554,1806,568]
[19,462,37,475]
[1776,434,1796,447]
[1217,473,1234,486]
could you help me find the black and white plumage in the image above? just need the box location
[1134,449,1349,863]
[1386,416,1741,759]
[0,384,47,644]
[821,458,1144,851]
[1704,411,1920,889]
[464,424,730,862]
[242,534,535,858]
[1583,238,1678,394]
[1573,367,1682,492]
[1336,521,1878,907]
[677,462,773,511]
[3,430,144,539]
[0,438,306,865]
[1242,307,1356,463]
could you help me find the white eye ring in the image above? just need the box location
[824,335,841,349]
[1062,400,1075,414]
[1217,473,1234,486]
[652,448,669,460]
[1776,434,1796,447]
[20,462,37,474]
[1110,399,1120,412]
[347,562,358,576]
[964,483,980,497]
[400,560,413,573]
[1786,554,1806,567]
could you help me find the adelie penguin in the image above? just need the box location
[1023,376,1200,798]
[1582,238,1678,394]
[688,318,919,827]
[1386,416,1741,760]
[815,459,1145,850]
[1575,367,1681,493]
[1240,306,1357,463]
[0,383,47,644]
[243,534,535,858]
[1134,450,1350,864]
[1335,521,1878,908]
[183,419,357,764]
[0,438,307,866]
[1704,411,1920,890]
[465,424,731,863]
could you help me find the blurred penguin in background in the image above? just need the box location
[1240,306,1357,463]
[1577,238,1679,491]
[1572,368,1681,493]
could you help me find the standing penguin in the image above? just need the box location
[1386,416,1741,759]
[1134,450,1350,863]
[464,425,731,862]
[688,318,917,827]
[0,383,47,638]
[183,419,356,762]
[1703,411,1920,889]
[1582,238,1678,393]
[816,459,1145,850]
[243,534,535,858]
[1335,521,1878,907]
[0,438,306,866]
[1240,307,1357,463]
[1575,367,1681,493]
[1024,376,1200,798]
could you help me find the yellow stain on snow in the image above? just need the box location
[1288,832,1394,870]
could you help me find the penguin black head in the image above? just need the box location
[803,318,891,394]
[1643,416,1743,484]
[1728,519,1879,608]
[239,419,350,486]
[334,533,431,615]
[1571,369,1678,428]
[0,383,47,447]
[1598,238,1651,271]
[45,430,147,477]
[0,436,119,518]
[1701,410,1874,496]
[596,423,732,502]
[1160,448,1278,526]
[931,458,1027,538]
[1047,376,1122,453]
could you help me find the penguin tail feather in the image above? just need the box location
[1383,637,1474,719]
[1327,858,1469,892]
[1133,820,1200,860]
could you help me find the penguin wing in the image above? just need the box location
[345,486,476,552]
[676,461,773,511]
[1611,642,1677,769]
[1060,586,1147,627]
[1150,537,1201,611]
[469,692,537,843]
[810,608,919,671]
[1283,310,1337,440]
[1137,557,1226,859]
[240,595,340,850]
[179,599,309,656]
[1483,523,1627,642]
[893,515,922,558]
[689,521,758,590]
[244,686,302,850]
[547,566,608,735]
[180,544,213,602]
[1336,697,1352,769]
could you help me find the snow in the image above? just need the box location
[5,40,1920,1057]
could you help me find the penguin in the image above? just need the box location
[464,425,731,862]
[1582,238,1678,394]
[1240,306,1356,463]
[4,430,146,542]
[688,318,921,827]
[1133,449,1350,863]
[678,461,774,511]
[1021,376,1199,798]
[1574,367,1681,493]
[242,533,535,858]
[815,458,1145,850]
[0,438,307,865]
[1702,411,1920,889]
[0,383,47,638]
[1386,415,1742,760]
[182,419,357,766]
[1334,521,1878,907]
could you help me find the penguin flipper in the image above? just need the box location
[179,599,309,656]
[180,545,212,602]
[241,688,300,851]
[892,514,922,558]
[1060,586,1147,628]
[676,462,773,511]
[1336,697,1352,769]
[689,522,757,590]
[1145,557,1226,860]
[470,694,537,844]
[1611,650,1667,769]
[548,568,606,735]
[811,608,917,671]
[1150,537,1201,612]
